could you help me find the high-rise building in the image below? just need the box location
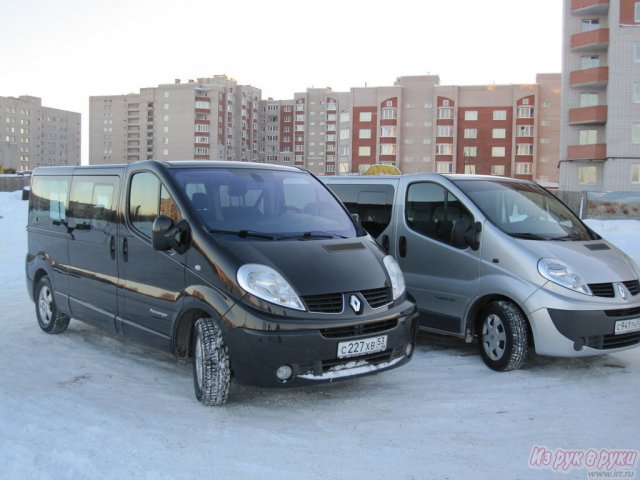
[560,0,640,191]
[0,95,81,172]
[90,75,261,165]
[89,74,561,183]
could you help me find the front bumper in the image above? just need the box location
[223,301,417,387]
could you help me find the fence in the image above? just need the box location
[0,176,29,193]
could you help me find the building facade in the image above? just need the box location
[90,75,261,165]
[0,95,81,172]
[89,74,561,184]
[560,0,640,191]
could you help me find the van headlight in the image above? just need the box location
[383,255,406,300]
[537,258,592,295]
[237,264,306,311]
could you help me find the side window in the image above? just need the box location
[327,184,394,238]
[28,176,71,231]
[406,182,473,247]
[69,176,118,239]
[129,172,181,238]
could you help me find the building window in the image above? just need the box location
[463,146,477,157]
[633,124,640,143]
[579,129,598,145]
[380,144,396,155]
[491,165,505,176]
[636,2,640,22]
[464,128,477,139]
[578,166,597,185]
[517,107,534,118]
[464,110,478,121]
[340,129,350,140]
[435,162,453,173]
[493,110,507,121]
[437,108,453,119]
[581,18,600,32]
[631,164,640,183]
[381,108,397,120]
[437,125,453,137]
[580,92,599,107]
[492,146,506,157]
[635,42,640,62]
[358,146,371,156]
[515,162,533,175]
[381,126,397,137]
[492,128,506,139]
[359,112,372,122]
[359,129,371,139]
[581,55,600,69]
[436,144,453,155]
[516,144,534,155]
[340,112,350,122]
[517,125,534,137]
[464,164,476,174]
[633,84,640,103]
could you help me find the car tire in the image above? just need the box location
[478,301,528,371]
[192,317,231,406]
[35,276,70,334]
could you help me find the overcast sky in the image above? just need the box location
[1,0,563,162]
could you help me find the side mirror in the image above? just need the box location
[351,213,361,224]
[152,215,191,254]
[452,219,482,251]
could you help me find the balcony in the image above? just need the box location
[569,105,608,125]
[571,28,609,51]
[570,67,608,88]
[571,0,609,15]
[567,143,606,161]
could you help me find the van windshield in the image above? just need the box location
[454,179,595,241]
[170,167,358,240]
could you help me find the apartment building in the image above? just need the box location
[0,95,80,172]
[90,75,261,165]
[560,0,640,191]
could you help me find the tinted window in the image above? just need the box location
[455,179,593,240]
[69,176,118,238]
[327,184,394,238]
[129,172,181,238]
[28,176,70,231]
[406,182,473,247]
[171,168,357,239]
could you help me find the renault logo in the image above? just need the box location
[349,294,363,314]
[616,283,628,300]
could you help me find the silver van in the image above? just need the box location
[323,174,640,371]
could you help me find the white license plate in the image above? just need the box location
[337,335,387,359]
[615,318,640,335]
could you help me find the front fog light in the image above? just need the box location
[405,343,414,357]
[276,365,293,381]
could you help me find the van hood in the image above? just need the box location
[519,239,638,284]
[219,237,390,295]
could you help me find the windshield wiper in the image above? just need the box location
[277,231,347,240]
[553,234,585,241]
[510,232,552,240]
[208,229,277,240]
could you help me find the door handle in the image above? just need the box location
[110,235,116,260]
[399,236,407,258]
[380,234,389,253]
[122,237,128,262]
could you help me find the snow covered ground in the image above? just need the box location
[1,190,639,480]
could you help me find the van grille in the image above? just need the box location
[299,347,405,375]
[605,306,640,318]
[584,332,640,350]
[321,319,398,338]
[588,280,640,298]
[362,287,392,308]
[588,283,615,298]
[301,293,343,313]
[623,280,640,296]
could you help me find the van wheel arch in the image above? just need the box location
[173,307,224,359]
[467,295,533,344]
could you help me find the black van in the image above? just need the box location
[26,161,417,405]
